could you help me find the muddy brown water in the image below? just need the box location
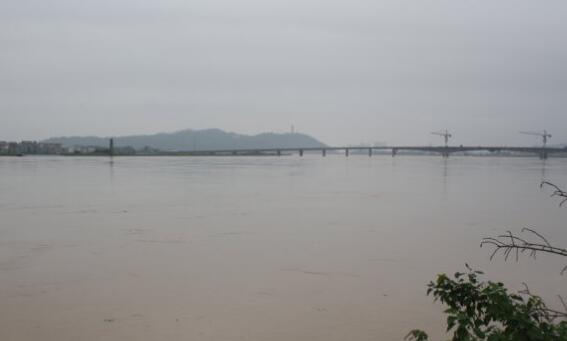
[1,155,566,340]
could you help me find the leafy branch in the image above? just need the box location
[408,182,567,340]
[519,282,567,321]
[406,268,567,341]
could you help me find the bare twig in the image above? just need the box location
[517,283,567,320]
[558,295,567,313]
[481,183,567,269]
[541,181,567,206]
[481,229,567,263]
[522,228,551,247]
[475,182,567,324]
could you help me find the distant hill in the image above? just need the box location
[44,129,327,151]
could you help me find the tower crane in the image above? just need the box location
[519,130,552,148]
[431,129,452,147]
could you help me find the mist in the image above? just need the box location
[1,0,566,145]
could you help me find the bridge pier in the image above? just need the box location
[109,138,114,157]
[345,148,349,157]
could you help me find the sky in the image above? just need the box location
[1,0,566,146]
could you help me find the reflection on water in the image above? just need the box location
[1,155,566,341]
[540,159,548,182]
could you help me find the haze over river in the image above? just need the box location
[1,155,566,341]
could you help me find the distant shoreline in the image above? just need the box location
[2,153,566,158]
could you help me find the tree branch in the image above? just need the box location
[481,228,567,262]
[541,181,567,206]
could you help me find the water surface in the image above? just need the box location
[1,155,566,340]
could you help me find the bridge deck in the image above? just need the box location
[165,146,566,157]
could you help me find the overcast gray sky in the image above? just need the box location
[1,0,566,146]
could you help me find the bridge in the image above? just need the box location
[151,146,566,159]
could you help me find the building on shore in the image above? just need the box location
[0,141,64,155]
[0,141,8,154]
[1,139,146,156]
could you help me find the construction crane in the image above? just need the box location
[431,129,452,147]
[519,130,552,148]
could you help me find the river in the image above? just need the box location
[1,155,566,340]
